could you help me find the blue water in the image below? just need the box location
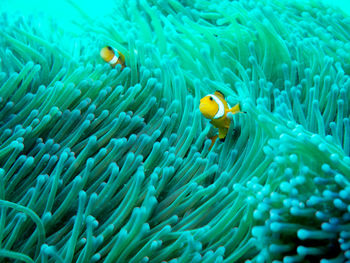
[324,0,350,14]
[0,0,114,29]
[1,0,350,26]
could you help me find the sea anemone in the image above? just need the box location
[0,0,349,262]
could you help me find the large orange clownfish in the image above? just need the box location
[199,90,242,140]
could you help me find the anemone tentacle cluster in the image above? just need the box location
[0,0,349,262]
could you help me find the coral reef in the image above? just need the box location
[0,0,349,262]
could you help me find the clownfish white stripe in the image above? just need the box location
[109,54,119,65]
[208,94,225,119]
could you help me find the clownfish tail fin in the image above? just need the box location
[229,103,241,114]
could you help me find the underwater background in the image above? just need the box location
[0,0,350,262]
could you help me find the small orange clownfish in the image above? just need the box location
[100,46,126,70]
[199,90,242,140]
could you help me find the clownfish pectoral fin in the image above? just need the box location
[209,135,218,150]
[218,127,228,140]
[229,103,241,114]
[117,51,126,65]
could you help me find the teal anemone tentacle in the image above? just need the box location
[0,200,45,258]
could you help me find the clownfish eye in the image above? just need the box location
[107,46,113,51]
[209,96,213,101]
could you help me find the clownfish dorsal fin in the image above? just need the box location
[214,90,225,100]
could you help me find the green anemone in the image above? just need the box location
[0,0,349,262]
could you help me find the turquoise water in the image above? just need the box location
[2,0,349,25]
[0,0,110,16]
[2,0,350,17]
[0,0,350,262]
[324,0,350,14]
[1,0,113,23]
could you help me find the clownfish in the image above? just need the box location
[199,90,242,140]
[100,46,126,70]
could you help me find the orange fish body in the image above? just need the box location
[100,46,125,70]
[199,91,241,140]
